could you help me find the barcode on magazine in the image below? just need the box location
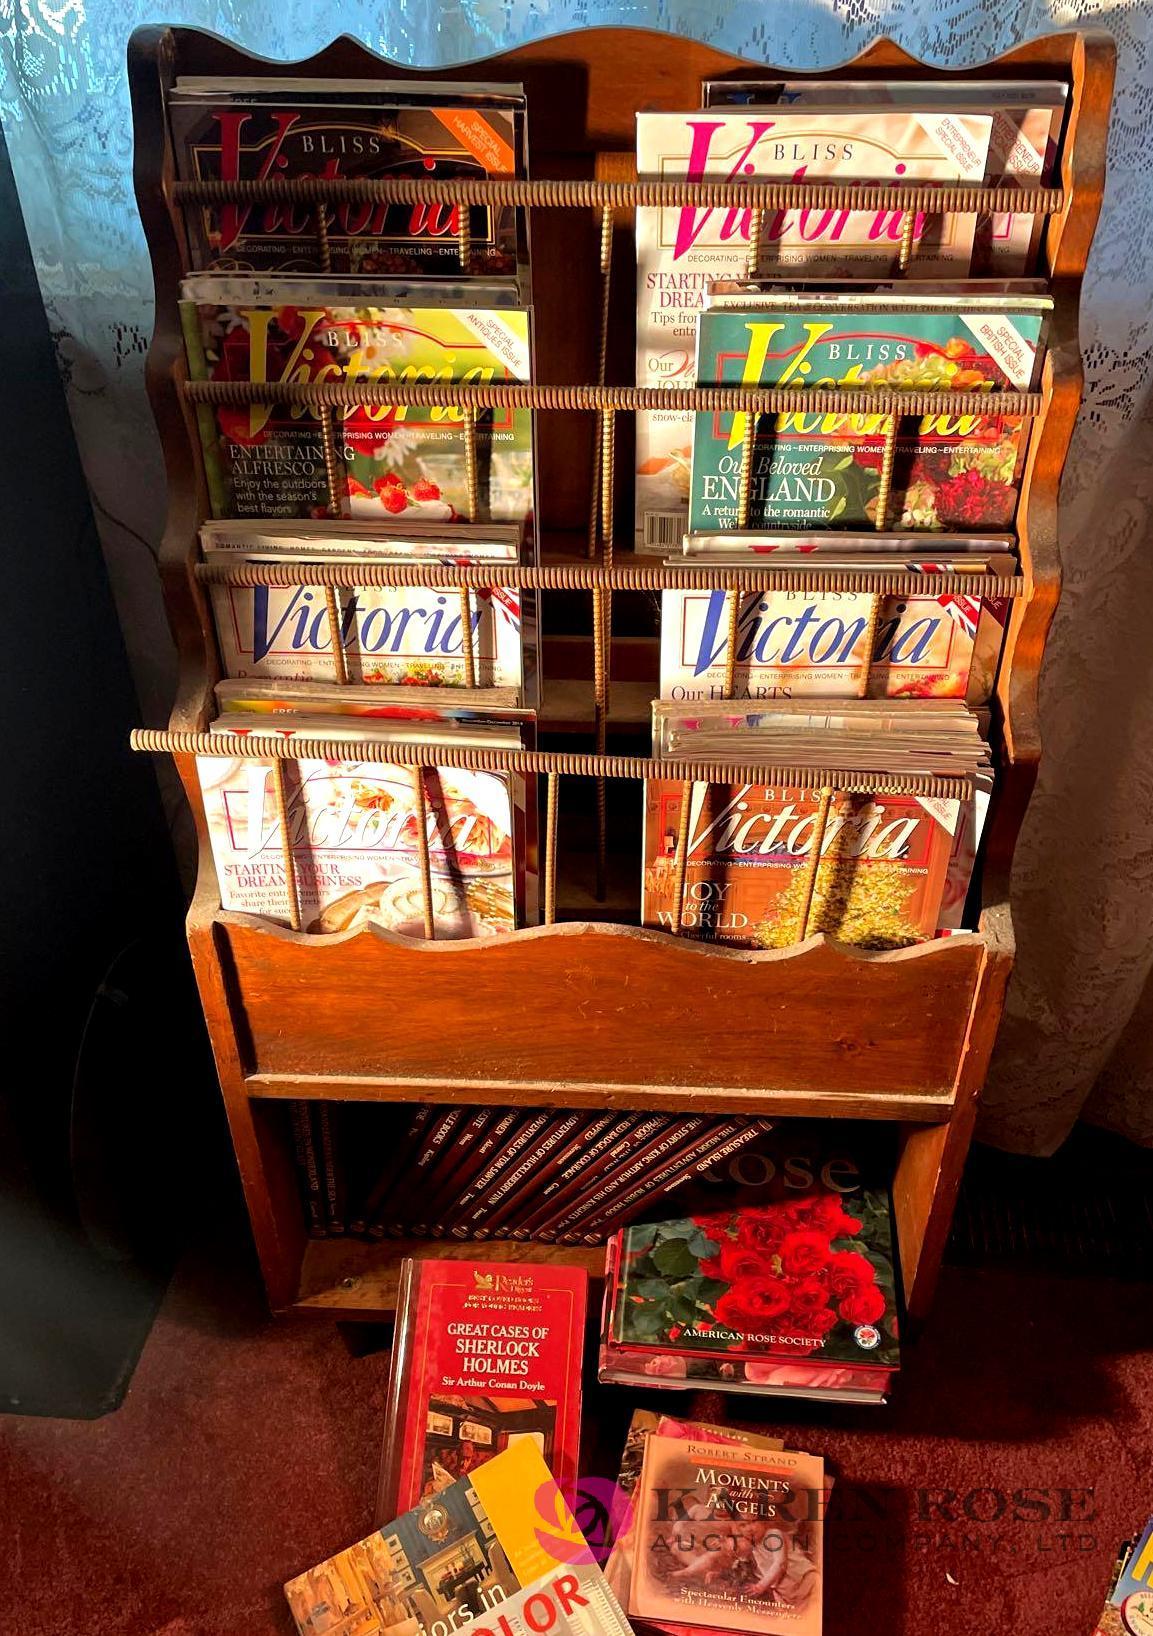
[643,511,684,550]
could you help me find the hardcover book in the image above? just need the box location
[659,577,1010,703]
[170,79,525,277]
[378,1258,588,1522]
[181,283,534,528]
[633,108,993,550]
[600,1127,899,1402]
[604,1410,786,1634]
[689,297,1049,533]
[642,779,961,948]
[286,1437,633,1636]
[198,744,529,935]
[629,1434,825,1635]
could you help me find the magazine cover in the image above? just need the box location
[633,108,993,550]
[170,82,524,276]
[690,300,1048,533]
[285,1438,633,1636]
[700,78,1067,274]
[601,1129,899,1396]
[181,293,534,526]
[199,517,525,560]
[629,1435,825,1635]
[378,1259,588,1523]
[198,752,526,935]
[208,568,526,691]
[659,581,1009,704]
[642,781,960,948]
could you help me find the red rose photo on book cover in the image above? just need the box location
[379,1260,587,1523]
[600,1130,899,1400]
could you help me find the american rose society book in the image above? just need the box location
[170,78,526,277]
[181,283,534,529]
[599,1126,900,1403]
[285,1438,633,1636]
[634,108,994,550]
[690,297,1049,534]
[378,1259,588,1522]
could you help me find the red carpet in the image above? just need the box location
[2,1241,1149,1636]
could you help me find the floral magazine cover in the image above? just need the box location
[208,569,526,691]
[181,293,534,526]
[642,781,960,949]
[690,300,1048,533]
[659,578,1009,704]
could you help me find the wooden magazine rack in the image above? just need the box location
[127,25,1113,1321]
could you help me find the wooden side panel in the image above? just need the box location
[218,917,982,1104]
[893,906,1014,1321]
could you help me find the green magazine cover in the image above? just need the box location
[690,298,1048,533]
[181,285,534,529]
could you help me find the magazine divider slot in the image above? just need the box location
[129,23,1113,1322]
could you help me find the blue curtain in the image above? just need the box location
[2,0,1151,1152]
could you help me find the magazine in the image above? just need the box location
[170,78,526,277]
[689,296,1050,534]
[181,281,534,528]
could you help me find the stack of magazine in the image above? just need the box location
[631,72,1063,948]
[173,74,541,940]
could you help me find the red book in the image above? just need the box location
[377,1257,588,1524]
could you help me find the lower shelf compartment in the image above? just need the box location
[292,1236,604,1318]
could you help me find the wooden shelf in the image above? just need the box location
[128,23,1114,1326]
[294,1237,604,1319]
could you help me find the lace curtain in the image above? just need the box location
[2,0,1149,1155]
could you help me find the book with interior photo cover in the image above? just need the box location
[633,107,993,551]
[181,280,534,530]
[377,1258,587,1524]
[629,1434,825,1635]
[170,78,526,277]
[286,1437,633,1636]
[604,1410,786,1633]
[198,722,533,936]
[689,296,1049,534]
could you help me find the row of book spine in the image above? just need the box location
[290,1101,771,1244]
